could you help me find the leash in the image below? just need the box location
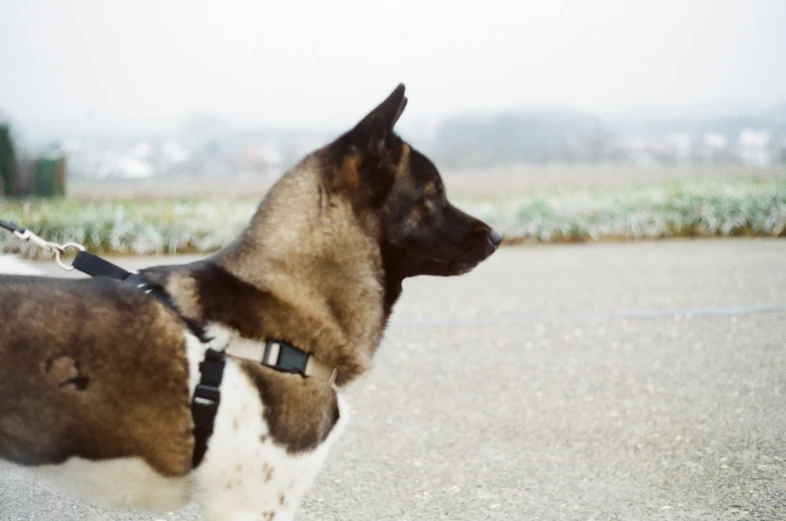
[2,219,337,468]
[0,218,86,271]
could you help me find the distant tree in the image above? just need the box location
[0,123,17,196]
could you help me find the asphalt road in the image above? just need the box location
[2,239,785,521]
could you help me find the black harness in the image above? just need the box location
[1,219,324,468]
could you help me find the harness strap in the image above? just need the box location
[72,251,211,342]
[70,251,222,468]
[191,348,226,468]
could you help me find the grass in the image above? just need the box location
[1,179,784,259]
[0,199,253,258]
[466,178,786,243]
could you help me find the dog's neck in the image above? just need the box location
[188,165,392,386]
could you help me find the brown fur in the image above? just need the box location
[0,277,193,476]
[241,359,340,453]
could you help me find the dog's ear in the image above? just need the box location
[328,84,408,205]
[348,84,407,149]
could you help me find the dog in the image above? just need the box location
[0,84,501,521]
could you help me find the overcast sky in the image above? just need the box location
[1,0,785,135]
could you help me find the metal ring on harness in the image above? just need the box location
[55,242,86,271]
[7,226,86,271]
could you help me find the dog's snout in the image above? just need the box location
[488,228,503,249]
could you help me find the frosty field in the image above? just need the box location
[1,177,784,258]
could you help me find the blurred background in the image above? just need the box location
[1,3,786,521]
[0,0,785,250]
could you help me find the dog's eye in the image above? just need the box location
[422,192,440,207]
[423,186,440,202]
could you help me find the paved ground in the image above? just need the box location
[1,239,785,520]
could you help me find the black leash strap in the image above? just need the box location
[72,251,136,282]
[0,219,25,234]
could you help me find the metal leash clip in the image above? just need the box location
[10,227,85,271]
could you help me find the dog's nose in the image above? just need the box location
[489,228,503,249]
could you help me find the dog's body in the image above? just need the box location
[0,85,500,521]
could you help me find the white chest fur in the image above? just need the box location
[194,360,348,521]
[18,331,348,521]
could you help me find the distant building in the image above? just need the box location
[95,153,154,179]
[703,133,728,149]
[698,133,732,164]
[779,138,786,165]
[626,137,655,166]
[665,133,693,165]
[238,141,284,179]
[161,139,191,168]
[737,128,772,166]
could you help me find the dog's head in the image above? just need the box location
[324,84,502,280]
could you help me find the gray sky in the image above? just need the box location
[1,0,785,135]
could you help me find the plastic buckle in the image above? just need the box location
[277,344,309,377]
[193,384,220,405]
